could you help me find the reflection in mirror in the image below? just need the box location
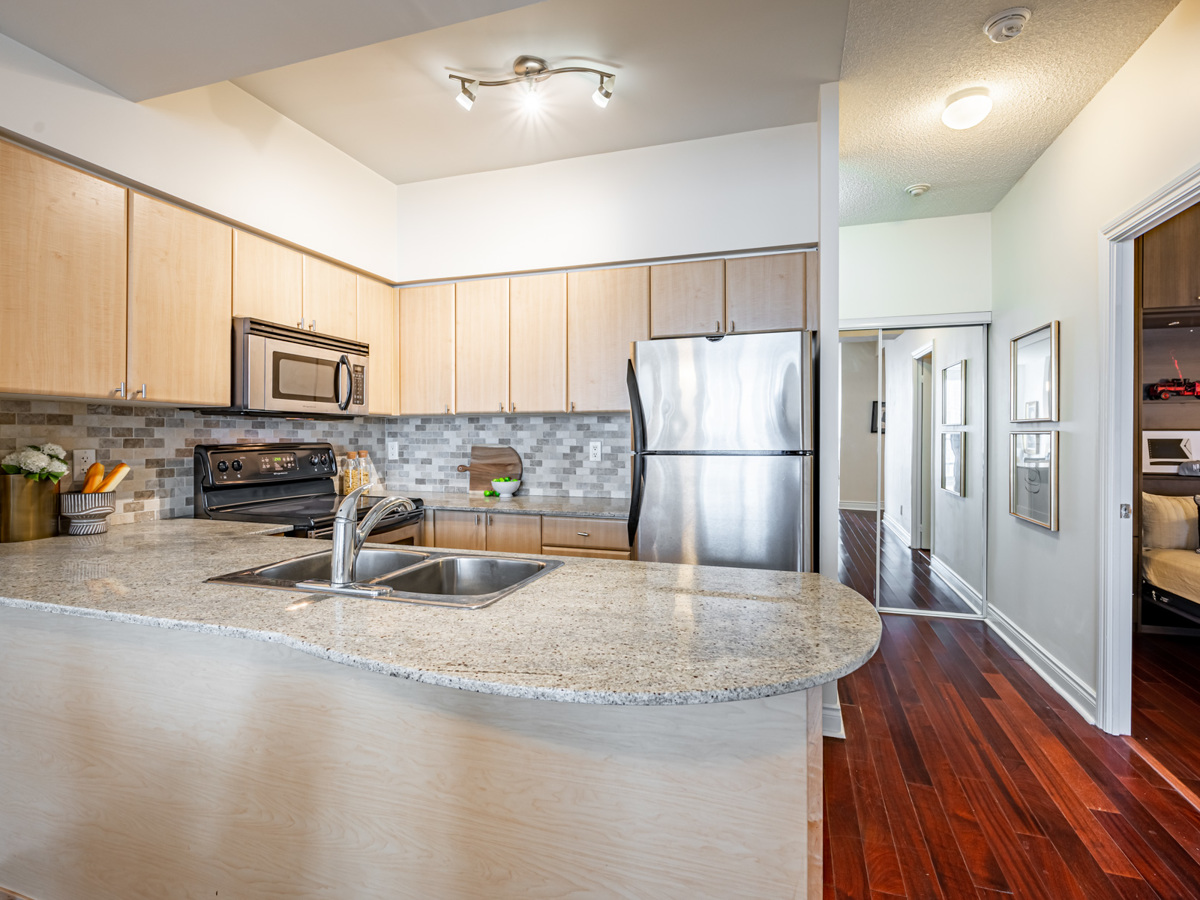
[837,330,881,602]
[839,324,989,618]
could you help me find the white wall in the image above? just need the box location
[0,32,398,277]
[839,213,992,322]
[393,124,818,282]
[839,340,879,508]
[988,0,1200,712]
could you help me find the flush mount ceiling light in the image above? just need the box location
[941,87,992,130]
[449,55,615,112]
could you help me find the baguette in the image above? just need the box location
[81,462,105,493]
[96,463,130,493]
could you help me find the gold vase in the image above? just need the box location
[0,474,60,542]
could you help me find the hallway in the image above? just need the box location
[826,540,1200,898]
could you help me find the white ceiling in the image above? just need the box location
[0,0,540,101]
[839,0,1180,226]
[230,0,849,185]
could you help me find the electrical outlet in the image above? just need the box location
[589,441,603,462]
[387,441,400,461]
[73,448,96,481]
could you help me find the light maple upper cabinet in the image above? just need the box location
[455,278,509,413]
[302,255,358,340]
[357,276,399,416]
[650,260,725,338]
[567,267,649,412]
[232,230,303,326]
[725,252,808,334]
[509,273,567,413]
[399,284,455,414]
[0,141,127,400]
[127,193,232,406]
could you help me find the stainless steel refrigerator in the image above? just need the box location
[626,331,813,572]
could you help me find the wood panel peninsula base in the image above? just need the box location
[0,521,879,900]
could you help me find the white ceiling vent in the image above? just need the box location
[984,7,1032,43]
[905,183,931,197]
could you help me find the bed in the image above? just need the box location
[1141,492,1200,626]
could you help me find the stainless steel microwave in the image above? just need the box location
[224,317,369,418]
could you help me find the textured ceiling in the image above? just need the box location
[232,0,848,184]
[840,0,1180,226]
[0,0,539,101]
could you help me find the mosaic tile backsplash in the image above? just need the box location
[0,399,631,526]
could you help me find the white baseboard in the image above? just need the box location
[882,513,911,547]
[929,555,983,615]
[821,681,845,739]
[839,500,879,512]
[987,605,1098,724]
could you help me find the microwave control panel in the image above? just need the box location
[353,365,365,407]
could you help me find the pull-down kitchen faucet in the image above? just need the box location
[331,485,417,587]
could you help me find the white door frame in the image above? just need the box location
[911,344,935,550]
[1097,161,1200,735]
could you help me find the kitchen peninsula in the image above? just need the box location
[0,519,879,899]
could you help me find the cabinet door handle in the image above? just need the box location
[488,515,493,526]
[112,382,126,399]
[730,321,736,333]
[133,383,146,399]
[297,320,305,329]
[716,320,721,333]
[445,405,450,414]
[577,532,589,537]
[309,319,317,331]
[511,403,516,412]
[475,514,480,526]
[499,402,504,412]
[570,401,576,412]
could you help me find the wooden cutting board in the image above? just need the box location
[457,445,522,494]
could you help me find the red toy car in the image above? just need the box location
[1148,378,1200,400]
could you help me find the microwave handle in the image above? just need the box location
[335,354,353,411]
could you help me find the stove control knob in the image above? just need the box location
[308,454,319,466]
[320,454,330,465]
[231,460,243,472]
[216,460,229,473]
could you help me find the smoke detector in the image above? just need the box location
[906,183,932,197]
[984,7,1031,43]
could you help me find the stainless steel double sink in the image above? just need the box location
[208,547,562,609]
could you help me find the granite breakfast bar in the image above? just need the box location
[0,519,881,900]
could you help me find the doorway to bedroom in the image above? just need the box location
[1131,198,1200,794]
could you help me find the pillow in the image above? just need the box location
[1141,492,1199,550]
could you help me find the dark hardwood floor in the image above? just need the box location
[1132,631,1200,803]
[827,533,1200,898]
[840,510,974,614]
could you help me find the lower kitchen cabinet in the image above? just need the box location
[485,512,541,554]
[541,516,631,560]
[429,510,487,551]
[426,510,542,554]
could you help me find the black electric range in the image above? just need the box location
[193,442,423,540]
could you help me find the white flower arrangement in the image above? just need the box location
[1,443,70,483]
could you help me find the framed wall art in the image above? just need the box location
[1142,430,1200,474]
[1010,431,1059,531]
[1010,321,1060,423]
[940,431,965,496]
[942,360,965,426]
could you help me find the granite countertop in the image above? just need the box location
[0,519,881,706]
[406,490,629,519]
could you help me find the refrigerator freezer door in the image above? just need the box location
[635,454,811,571]
[633,332,810,452]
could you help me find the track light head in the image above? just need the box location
[592,75,614,108]
[455,79,476,111]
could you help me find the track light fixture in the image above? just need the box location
[449,55,615,112]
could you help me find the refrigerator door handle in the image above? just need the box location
[628,451,645,547]
[627,358,647,547]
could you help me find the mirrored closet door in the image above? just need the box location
[838,324,989,620]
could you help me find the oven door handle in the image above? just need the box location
[335,354,353,411]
